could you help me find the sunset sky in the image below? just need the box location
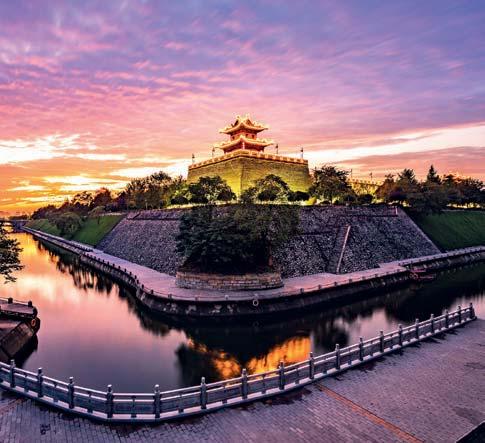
[1,0,484,213]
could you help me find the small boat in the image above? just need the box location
[409,268,436,282]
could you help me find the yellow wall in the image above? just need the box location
[187,155,311,196]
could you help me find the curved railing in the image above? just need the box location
[0,305,476,423]
[23,226,485,304]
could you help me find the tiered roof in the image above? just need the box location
[214,115,274,153]
[219,115,269,134]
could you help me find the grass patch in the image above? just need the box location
[25,218,60,236]
[413,211,485,250]
[25,214,123,246]
[71,215,123,246]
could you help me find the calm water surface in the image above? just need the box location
[1,232,484,392]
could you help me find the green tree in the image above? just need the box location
[55,212,82,238]
[241,175,291,203]
[187,176,235,204]
[309,166,354,203]
[176,204,299,273]
[422,165,447,213]
[376,174,396,203]
[0,225,23,283]
[92,187,112,208]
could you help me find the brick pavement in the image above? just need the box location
[0,319,484,442]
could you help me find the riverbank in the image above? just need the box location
[22,226,485,318]
[25,214,123,246]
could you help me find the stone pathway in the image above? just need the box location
[25,226,485,303]
[1,319,484,442]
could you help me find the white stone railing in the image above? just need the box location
[0,305,476,423]
[21,226,485,304]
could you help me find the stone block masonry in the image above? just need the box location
[98,206,440,278]
[187,151,311,196]
[176,270,283,290]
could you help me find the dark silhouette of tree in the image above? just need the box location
[0,225,23,283]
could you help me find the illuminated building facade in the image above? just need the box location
[187,115,311,196]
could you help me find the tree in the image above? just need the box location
[187,176,235,204]
[309,166,354,202]
[31,204,57,220]
[176,204,299,273]
[92,187,112,208]
[55,212,82,238]
[458,177,483,207]
[241,175,291,203]
[426,165,441,184]
[125,171,184,209]
[0,225,23,283]
[376,174,396,203]
[288,190,310,202]
[422,165,447,213]
[357,193,374,205]
[70,191,94,214]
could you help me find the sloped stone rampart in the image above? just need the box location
[97,206,440,277]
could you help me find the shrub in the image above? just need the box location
[176,204,299,273]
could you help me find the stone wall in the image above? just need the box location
[175,270,283,291]
[187,152,311,196]
[98,206,440,278]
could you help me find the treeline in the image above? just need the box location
[31,164,484,227]
[375,166,484,213]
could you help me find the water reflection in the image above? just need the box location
[0,232,483,391]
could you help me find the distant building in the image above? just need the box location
[349,178,382,195]
[187,115,311,196]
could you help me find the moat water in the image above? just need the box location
[1,232,484,392]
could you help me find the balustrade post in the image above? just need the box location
[309,352,315,380]
[9,360,15,388]
[278,361,285,390]
[131,395,136,418]
[398,325,403,347]
[458,305,462,323]
[241,369,248,399]
[335,344,341,370]
[415,319,419,339]
[379,331,384,353]
[359,338,364,361]
[106,385,114,419]
[200,377,208,409]
[37,368,44,398]
[154,384,161,419]
[68,377,75,409]
[430,314,435,334]
[445,310,449,328]
[469,303,475,320]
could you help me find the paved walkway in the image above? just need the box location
[24,227,485,303]
[1,319,483,442]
